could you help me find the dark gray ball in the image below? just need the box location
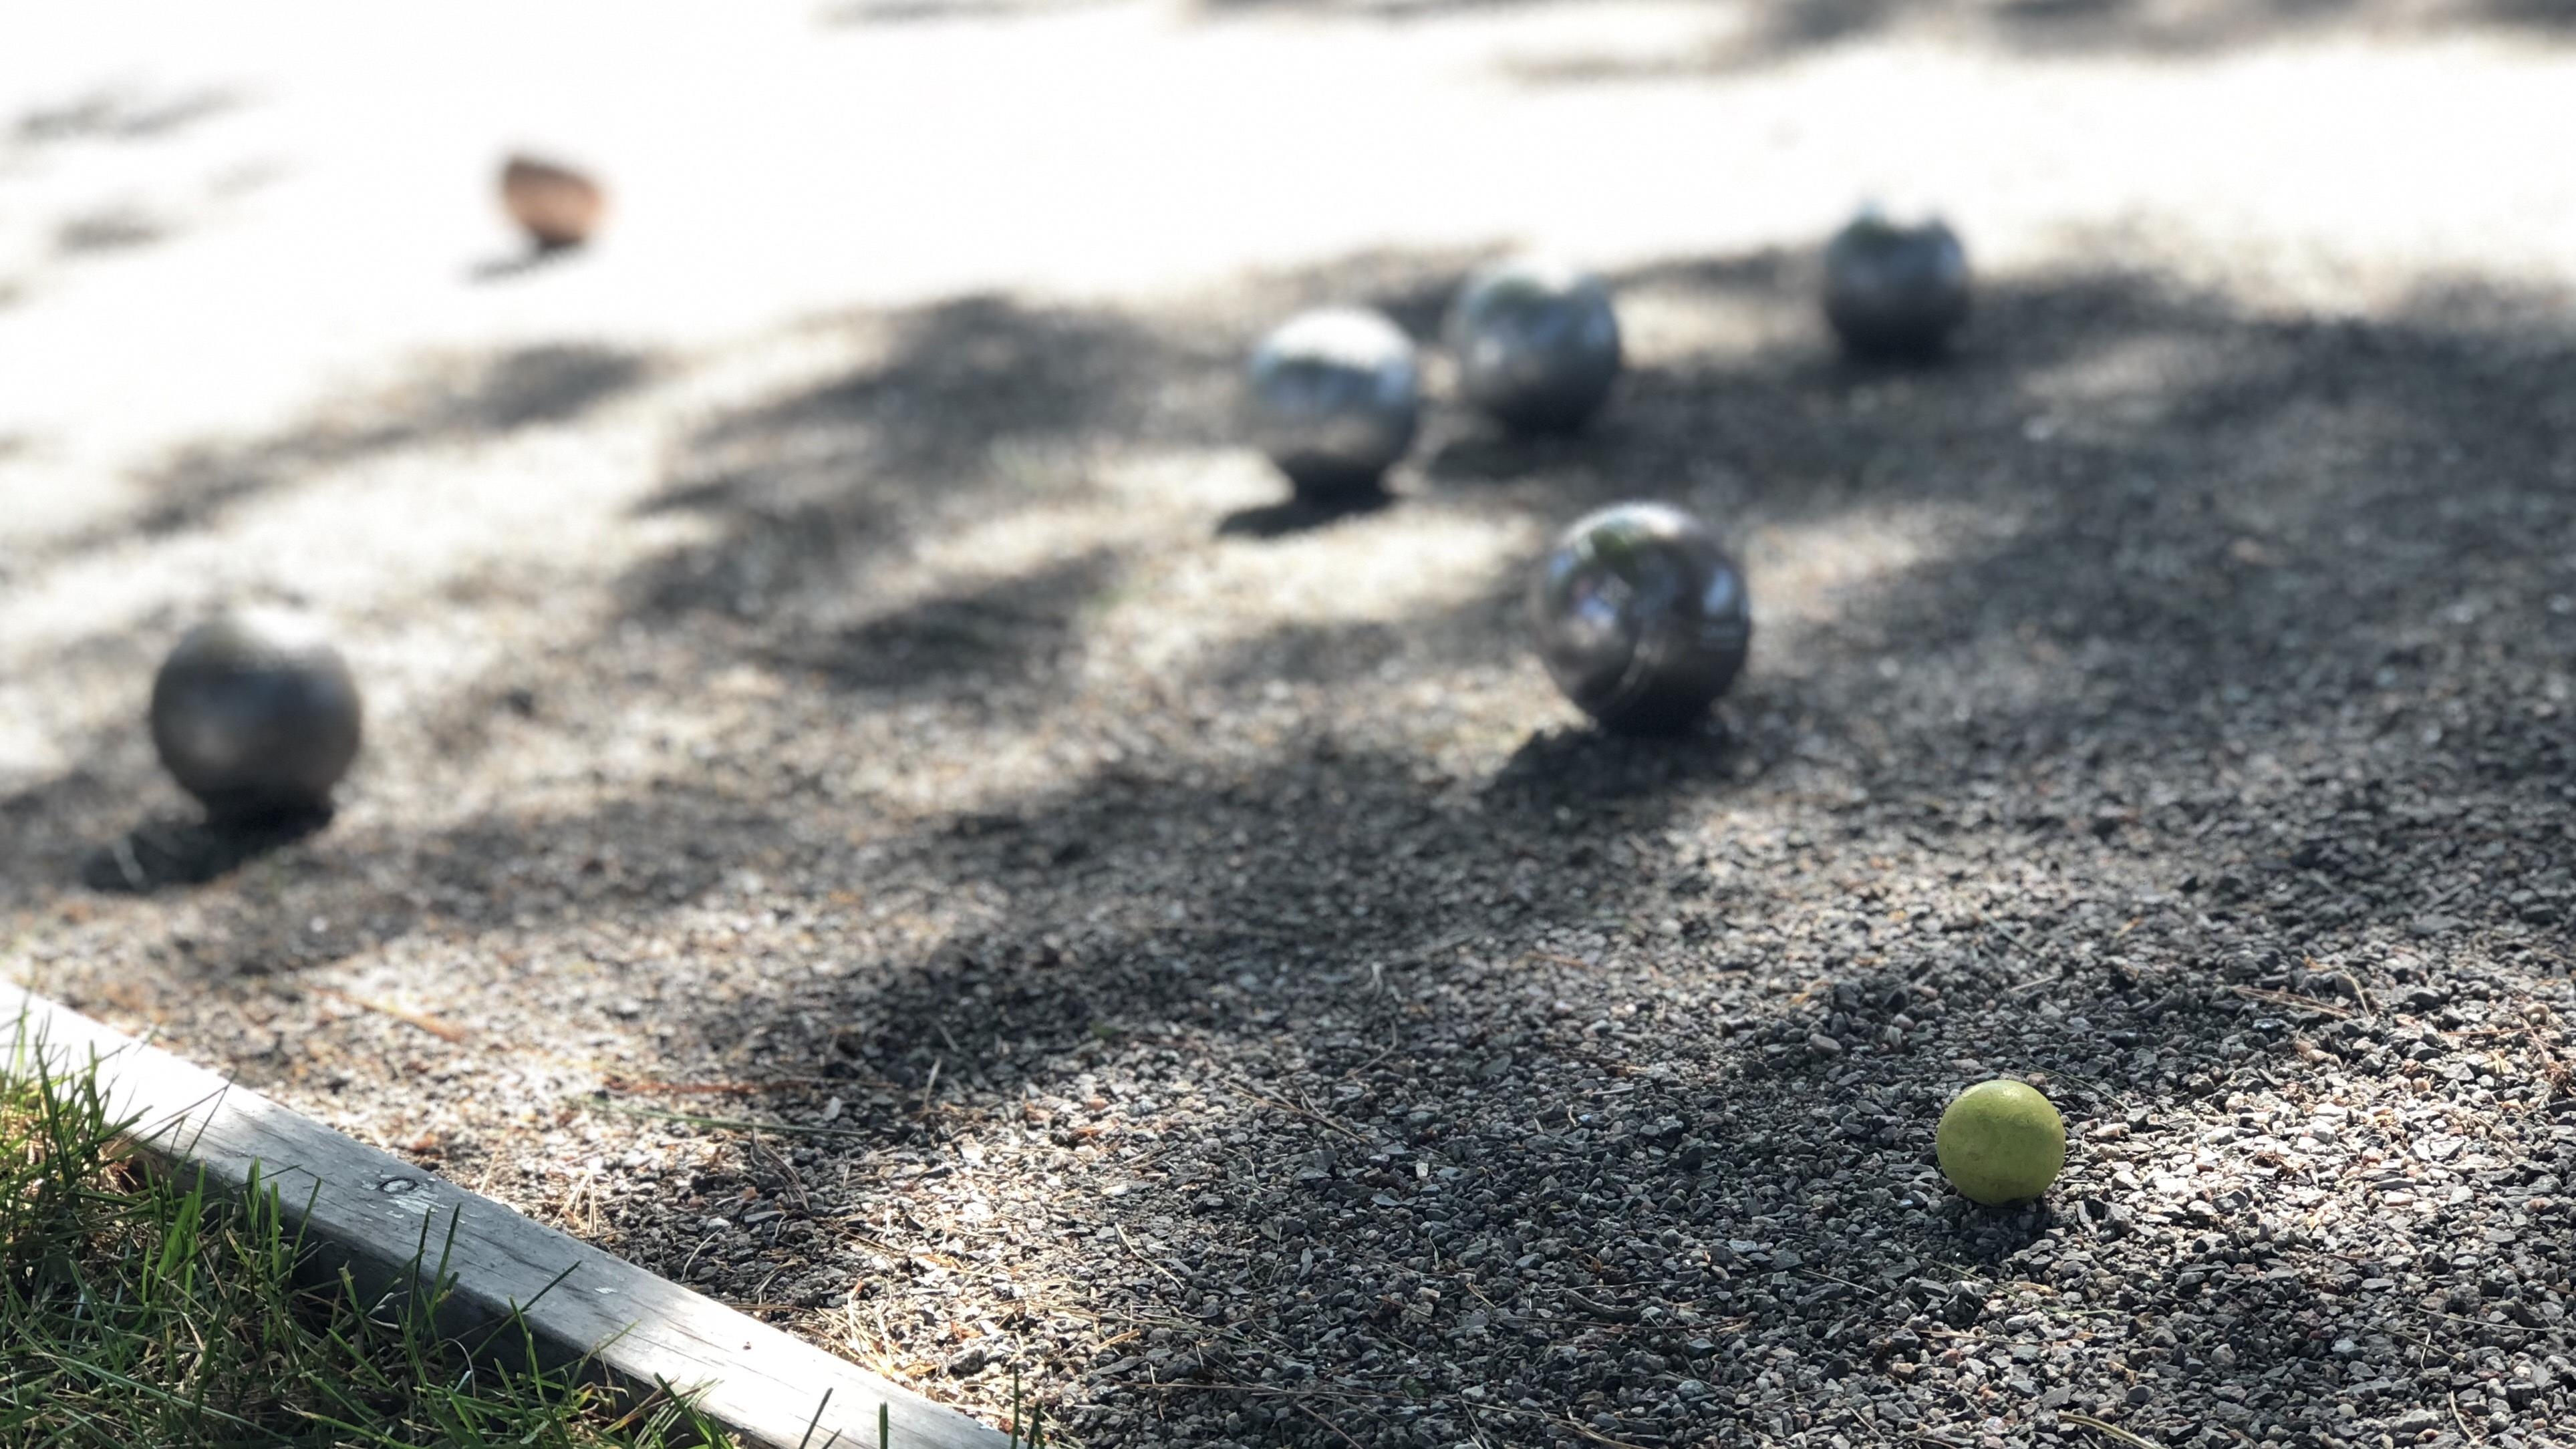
[1247,307,1421,500]
[1823,212,1970,360]
[1530,502,1751,733]
[1447,258,1622,432]
[150,609,362,820]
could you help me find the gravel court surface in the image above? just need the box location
[7,4,2576,1446]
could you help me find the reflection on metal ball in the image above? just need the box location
[1530,502,1751,733]
[1447,258,1622,433]
[1823,211,1970,360]
[150,609,363,820]
[1246,307,1421,500]
[502,154,605,251]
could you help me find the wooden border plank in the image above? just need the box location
[3,987,1011,1449]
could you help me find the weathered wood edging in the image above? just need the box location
[3,987,1010,1449]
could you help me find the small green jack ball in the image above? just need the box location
[1935,1079,2064,1206]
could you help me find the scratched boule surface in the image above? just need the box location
[7,4,2576,1446]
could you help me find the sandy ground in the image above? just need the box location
[8,3,2576,1446]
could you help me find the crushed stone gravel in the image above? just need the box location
[8,7,2576,1447]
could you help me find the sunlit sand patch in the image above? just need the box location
[1165,495,1536,636]
[1741,500,1964,631]
[2014,330,2209,420]
[1615,270,1810,365]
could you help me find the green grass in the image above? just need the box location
[0,1051,740,1449]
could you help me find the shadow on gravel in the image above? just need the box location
[761,548,1125,698]
[821,0,1099,20]
[623,293,1224,624]
[9,85,245,148]
[23,343,655,569]
[0,728,157,911]
[825,0,1574,20]
[60,784,761,980]
[466,246,588,285]
[52,206,175,257]
[1191,0,1569,18]
[603,254,2576,1445]
[1213,491,1396,539]
[1501,0,2576,86]
[77,808,335,895]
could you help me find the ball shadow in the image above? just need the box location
[79,806,335,895]
[1484,718,1742,814]
[1213,488,1395,539]
[467,242,585,285]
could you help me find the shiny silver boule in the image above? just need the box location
[1446,258,1622,432]
[1247,307,1421,499]
[150,609,363,820]
[1822,211,1970,360]
[1530,502,1751,733]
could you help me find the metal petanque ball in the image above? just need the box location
[1246,307,1421,500]
[1529,502,1751,733]
[1822,210,1970,360]
[150,609,363,821]
[1446,258,1622,433]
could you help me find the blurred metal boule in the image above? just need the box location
[1246,307,1421,500]
[1822,210,1969,361]
[501,154,605,251]
[1530,502,1751,733]
[1446,257,1622,432]
[150,608,363,820]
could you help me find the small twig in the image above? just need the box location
[833,1229,963,1269]
[744,1128,813,1213]
[1556,1414,1659,1449]
[1562,1289,1642,1323]
[1227,1080,1368,1143]
[1457,1398,1498,1449]
[2522,1019,2573,1096]
[313,986,471,1043]
[2230,984,2356,1021]
[601,1076,879,1095]
[1799,1266,1884,1299]
[2063,1413,2168,1449]
[2452,1390,2486,1446]
[590,1100,877,1140]
[1298,1400,1371,1449]
[1114,1221,1184,1287]
[1979,913,2039,956]
[1336,1043,1399,1082]
[1145,1378,1659,1448]
[1163,920,1300,942]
